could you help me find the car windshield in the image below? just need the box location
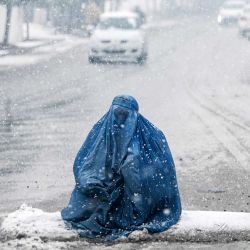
[98,17,138,30]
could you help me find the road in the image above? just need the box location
[0,12,250,249]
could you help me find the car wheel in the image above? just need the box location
[137,53,147,65]
[89,56,98,64]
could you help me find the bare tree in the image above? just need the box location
[1,0,12,47]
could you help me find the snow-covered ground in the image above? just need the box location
[1,204,250,249]
[1,205,77,241]
[0,23,87,69]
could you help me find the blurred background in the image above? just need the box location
[0,0,224,45]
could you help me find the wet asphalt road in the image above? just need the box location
[0,13,250,221]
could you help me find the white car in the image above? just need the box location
[218,1,245,24]
[88,12,148,64]
[239,4,250,36]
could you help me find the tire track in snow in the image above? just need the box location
[185,84,250,172]
[195,94,250,134]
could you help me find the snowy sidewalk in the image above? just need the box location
[0,23,88,69]
[0,204,250,249]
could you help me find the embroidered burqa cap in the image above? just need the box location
[61,95,181,240]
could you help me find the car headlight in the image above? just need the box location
[218,15,223,23]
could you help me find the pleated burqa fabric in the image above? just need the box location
[61,95,181,240]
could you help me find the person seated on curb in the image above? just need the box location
[61,95,182,240]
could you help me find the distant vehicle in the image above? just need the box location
[88,12,148,64]
[218,0,245,24]
[239,4,250,36]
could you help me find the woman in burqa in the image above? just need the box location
[61,95,181,240]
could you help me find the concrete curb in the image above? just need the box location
[1,206,250,244]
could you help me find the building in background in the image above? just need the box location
[0,0,106,46]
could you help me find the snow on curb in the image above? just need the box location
[1,204,250,245]
[125,210,250,243]
[0,204,78,242]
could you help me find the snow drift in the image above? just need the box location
[1,204,250,245]
[0,204,78,242]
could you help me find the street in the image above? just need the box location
[0,12,250,249]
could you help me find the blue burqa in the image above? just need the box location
[61,95,181,240]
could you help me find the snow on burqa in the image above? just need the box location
[61,95,182,240]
